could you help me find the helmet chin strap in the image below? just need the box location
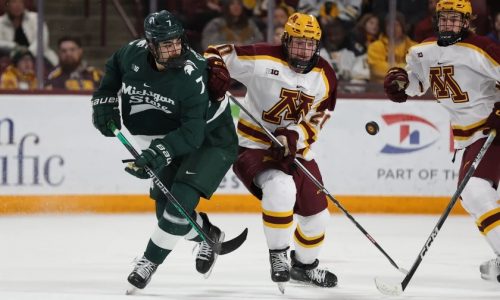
[435,13,469,47]
[437,27,469,46]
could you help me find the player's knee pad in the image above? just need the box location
[296,209,330,236]
[460,177,499,219]
[256,169,296,211]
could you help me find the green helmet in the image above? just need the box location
[143,10,188,68]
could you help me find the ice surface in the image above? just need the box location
[0,213,499,299]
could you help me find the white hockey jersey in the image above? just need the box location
[405,35,500,149]
[206,44,337,160]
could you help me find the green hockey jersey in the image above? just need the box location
[92,39,234,158]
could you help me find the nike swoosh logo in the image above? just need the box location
[437,62,444,65]
[185,171,197,175]
[144,83,150,87]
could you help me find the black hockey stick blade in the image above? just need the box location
[219,227,248,255]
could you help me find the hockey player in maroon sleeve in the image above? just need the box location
[383,0,500,283]
[205,13,338,292]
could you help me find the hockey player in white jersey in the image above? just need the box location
[205,13,338,292]
[383,0,500,283]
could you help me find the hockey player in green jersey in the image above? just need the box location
[91,10,238,293]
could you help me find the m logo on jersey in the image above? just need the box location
[429,66,469,103]
[262,88,314,124]
[381,114,439,154]
[183,60,197,75]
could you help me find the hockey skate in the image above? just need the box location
[126,256,159,294]
[290,250,337,288]
[269,247,290,294]
[195,212,225,278]
[479,256,500,282]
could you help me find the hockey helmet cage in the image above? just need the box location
[144,10,188,68]
[435,0,472,46]
[282,13,321,73]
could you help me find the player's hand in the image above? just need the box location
[207,56,230,101]
[484,102,500,144]
[92,96,121,136]
[125,139,173,178]
[270,128,299,161]
[384,67,409,103]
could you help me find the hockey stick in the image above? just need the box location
[107,121,248,255]
[375,129,497,296]
[227,93,407,274]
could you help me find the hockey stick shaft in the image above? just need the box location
[107,122,248,255]
[400,129,496,291]
[228,93,405,272]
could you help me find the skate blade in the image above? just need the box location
[277,282,286,294]
[480,273,500,282]
[125,284,138,295]
[203,232,226,279]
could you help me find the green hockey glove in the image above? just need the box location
[92,96,121,137]
[125,139,173,179]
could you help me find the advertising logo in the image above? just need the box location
[1,117,65,187]
[381,114,439,154]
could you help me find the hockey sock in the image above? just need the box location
[184,212,206,242]
[144,182,201,264]
[293,209,329,264]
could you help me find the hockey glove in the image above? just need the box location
[125,139,173,179]
[92,96,121,137]
[384,67,409,103]
[270,128,299,161]
[207,56,230,101]
[484,102,500,144]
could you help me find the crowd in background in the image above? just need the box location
[0,0,498,92]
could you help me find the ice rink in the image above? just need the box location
[1,213,499,300]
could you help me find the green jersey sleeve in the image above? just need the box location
[91,47,124,100]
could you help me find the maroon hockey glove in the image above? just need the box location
[384,67,409,103]
[270,128,299,161]
[207,56,230,101]
[484,102,500,144]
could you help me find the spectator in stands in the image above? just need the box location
[45,36,103,91]
[413,0,438,43]
[372,0,428,37]
[315,0,362,27]
[253,1,295,40]
[201,0,263,49]
[367,12,416,83]
[486,11,500,44]
[0,48,10,74]
[0,46,36,90]
[320,18,357,80]
[249,0,298,18]
[163,0,223,52]
[320,18,369,90]
[273,26,285,45]
[0,0,58,67]
[299,0,362,25]
[350,12,380,56]
[273,3,294,27]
